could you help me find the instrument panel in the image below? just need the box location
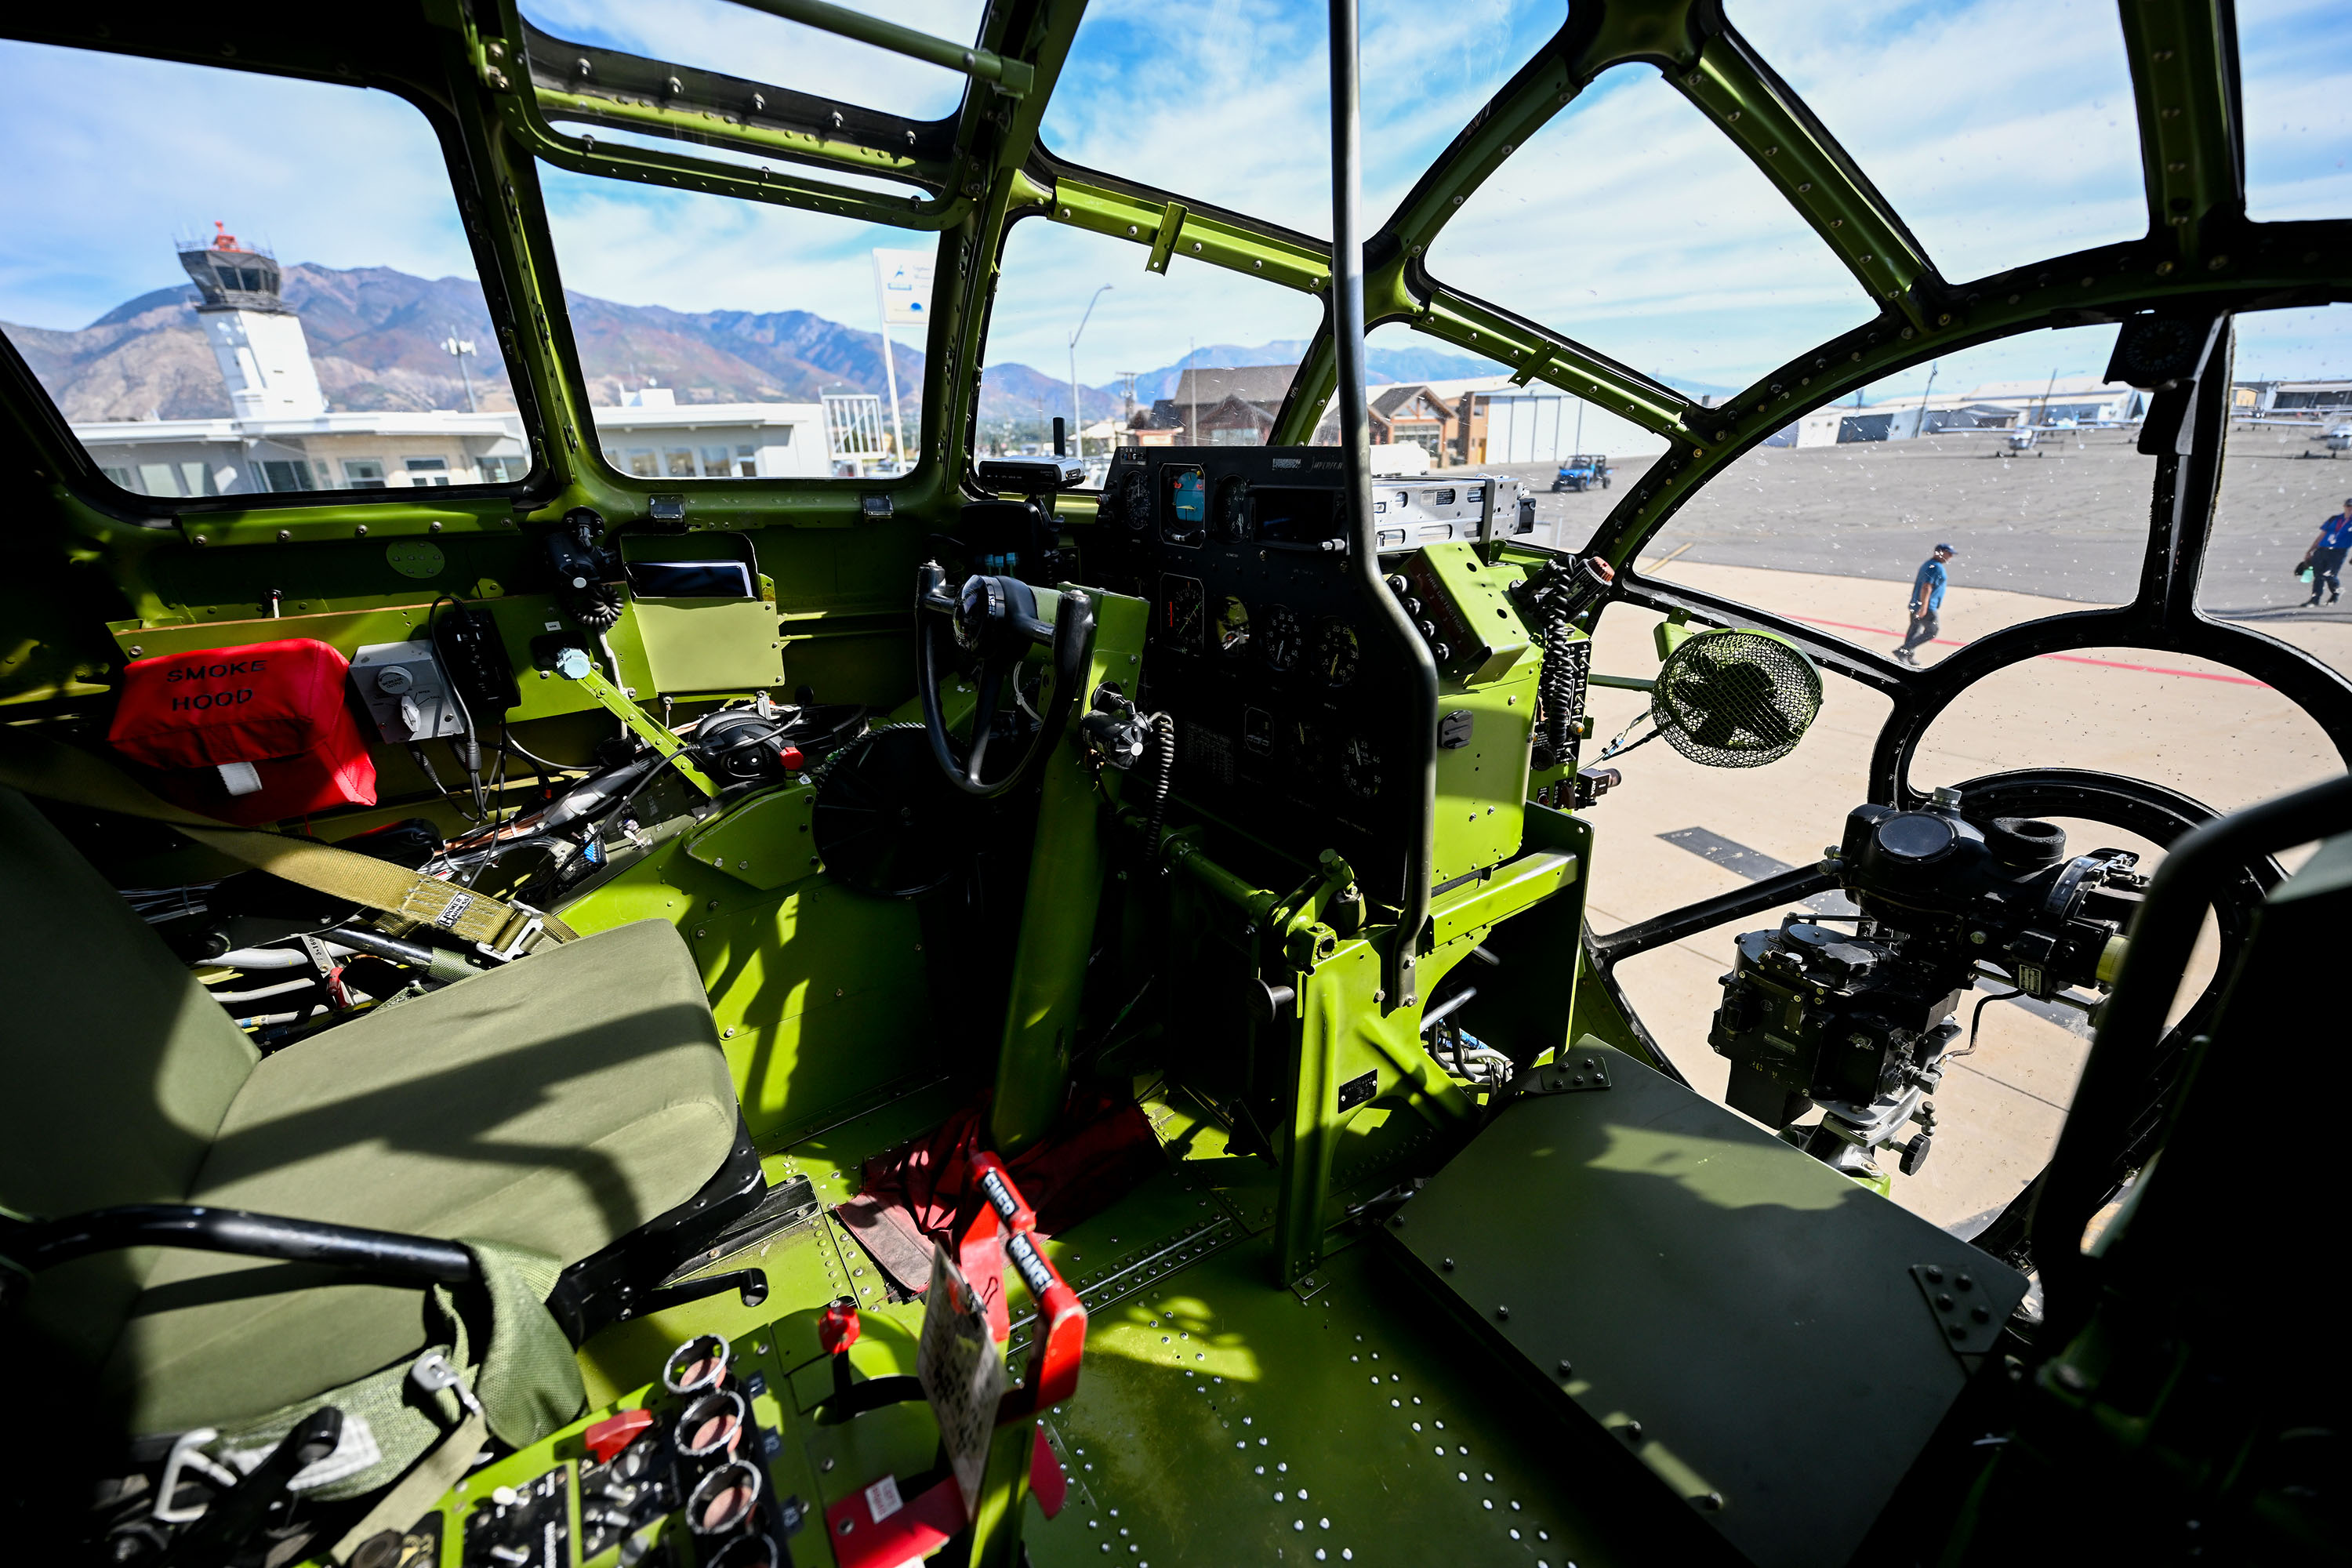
[1083,446,1531,903]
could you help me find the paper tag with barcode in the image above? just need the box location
[916,1240,1007,1515]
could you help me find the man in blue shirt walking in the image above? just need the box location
[1894,543,1956,666]
[2301,499,2352,607]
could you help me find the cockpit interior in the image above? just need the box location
[0,2,2346,1566]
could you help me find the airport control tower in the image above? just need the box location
[176,223,326,419]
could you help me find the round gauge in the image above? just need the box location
[1119,470,1152,532]
[1160,574,1207,650]
[1289,718,1327,780]
[1215,595,1251,657]
[1339,735,1384,800]
[1260,604,1303,671]
[1216,476,1252,541]
[1313,620,1361,688]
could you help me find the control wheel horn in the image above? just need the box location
[913,563,1094,799]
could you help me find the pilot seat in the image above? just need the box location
[0,782,763,1544]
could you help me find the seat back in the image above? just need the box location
[0,786,259,1363]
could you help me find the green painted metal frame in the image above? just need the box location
[15,0,2328,691]
[1158,794,1588,1287]
[730,0,1036,100]
[6,0,2346,652]
[989,0,2344,584]
[557,658,720,796]
[989,587,1149,1152]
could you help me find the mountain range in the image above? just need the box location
[0,263,1508,427]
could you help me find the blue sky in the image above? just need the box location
[0,42,483,330]
[0,5,2345,395]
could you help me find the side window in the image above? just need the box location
[539,168,936,482]
[2205,303,2352,688]
[0,41,534,501]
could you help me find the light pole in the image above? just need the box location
[1068,285,1112,462]
[441,328,479,414]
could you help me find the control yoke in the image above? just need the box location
[914,564,1095,799]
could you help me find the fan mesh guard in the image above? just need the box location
[1652,629,1823,768]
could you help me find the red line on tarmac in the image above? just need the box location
[1783,615,2272,688]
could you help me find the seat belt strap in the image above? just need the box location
[0,729,572,950]
[325,1411,488,1565]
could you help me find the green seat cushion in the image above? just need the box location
[0,787,258,1365]
[106,917,737,1436]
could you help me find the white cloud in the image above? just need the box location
[1432,66,1879,389]
[1037,0,1554,240]
[1733,0,2147,284]
[2238,0,2352,222]
[0,40,483,330]
[538,168,931,325]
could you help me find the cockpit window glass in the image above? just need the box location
[1039,0,1559,240]
[978,218,1329,484]
[1729,0,2146,285]
[2201,305,2352,686]
[1909,646,2339,816]
[521,0,977,123]
[2238,0,2352,221]
[1428,65,1876,397]
[1356,321,1676,545]
[0,40,533,502]
[538,165,939,481]
[1577,601,2054,1229]
[1637,324,2145,664]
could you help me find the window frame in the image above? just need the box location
[0,42,548,517]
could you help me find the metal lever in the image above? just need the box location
[552,647,718,797]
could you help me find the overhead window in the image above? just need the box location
[1429,65,1877,401]
[0,40,535,503]
[1729,0,2146,284]
[1040,0,1564,238]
